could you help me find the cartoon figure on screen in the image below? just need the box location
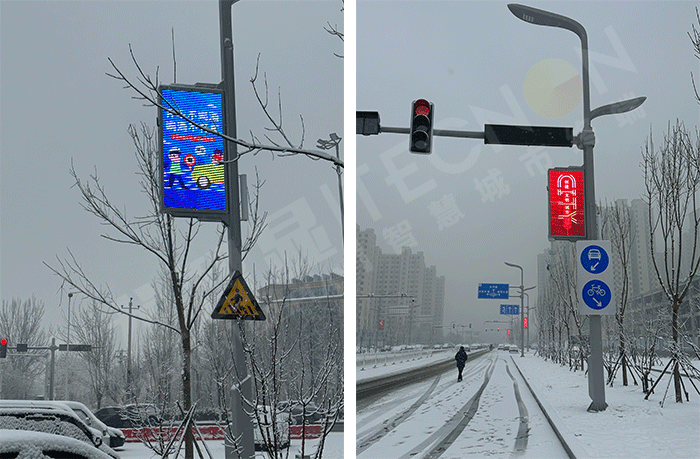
[166,147,191,189]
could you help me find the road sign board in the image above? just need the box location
[478,283,509,299]
[577,241,615,315]
[58,344,92,352]
[211,271,266,320]
[500,304,520,315]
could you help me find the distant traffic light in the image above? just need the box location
[409,99,434,154]
[507,329,511,335]
[0,338,7,358]
[524,318,528,329]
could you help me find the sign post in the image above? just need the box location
[577,240,614,410]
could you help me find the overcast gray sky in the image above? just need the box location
[357,0,700,340]
[1,0,343,346]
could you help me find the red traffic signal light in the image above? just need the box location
[524,318,528,329]
[0,338,7,358]
[409,99,434,154]
[507,329,511,335]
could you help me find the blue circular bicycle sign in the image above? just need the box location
[580,244,609,274]
[582,279,612,310]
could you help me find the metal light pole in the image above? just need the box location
[504,262,525,357]
[65,292,74,400]
[219,1,255,458]
[121,298,139,402]
[508,3,645,412]
[317,133,344,239]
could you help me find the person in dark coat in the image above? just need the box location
[455,346,468,381]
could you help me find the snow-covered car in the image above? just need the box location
[0,404,120,459]
[253,406,291,451]
[94,403,160,429]
[0,429,112,459]
[60,400,126,448]
[509,345,520,354]
[276,400,323,425]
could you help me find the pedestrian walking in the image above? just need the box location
[455,346,468,382]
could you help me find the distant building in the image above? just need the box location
[356,225,445,348]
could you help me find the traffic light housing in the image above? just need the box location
[507,329,511,335]
[409,99,433,154]
[0,338,7,358]
[524,318,528,329]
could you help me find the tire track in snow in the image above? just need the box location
[399,358,497,459]
[356,374,442,455]
[357,357,492,455]
[505,361,529,456]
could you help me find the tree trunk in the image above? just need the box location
[620,337,629,386]
[672,303,683,403]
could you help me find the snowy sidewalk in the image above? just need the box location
[511,352,700,459]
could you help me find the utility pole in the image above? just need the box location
[121,298,139,402]
[219,1,255,458]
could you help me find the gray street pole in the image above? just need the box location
[49,338,56,400]
[508,3,647,412]
[121,298,139,402]
[504,262,525,357]
[65,292,73,400]
[316,133,344,240]
[509,1,606,412]
[219,1,255,458]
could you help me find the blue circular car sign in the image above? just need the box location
[582,279,612,310]
[580,244,609,274]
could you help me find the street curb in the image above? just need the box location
[509,355,583,459]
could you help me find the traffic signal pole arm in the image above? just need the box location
[381,125,485,139]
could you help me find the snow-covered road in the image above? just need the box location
[356,351,568,458]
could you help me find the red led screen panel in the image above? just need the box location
[549,169,585,239]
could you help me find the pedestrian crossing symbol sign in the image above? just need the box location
[211,271,266,320]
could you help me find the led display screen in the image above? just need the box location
[159,85,227,219]
[549,168,585,239]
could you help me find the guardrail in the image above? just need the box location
[121,424,334,442]
[357,348,491,401]
[356,347,452,370]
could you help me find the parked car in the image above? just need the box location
[509,345,519,354]
[0,429,112,459]
[94,403,161,429]
[276,400,323,425]
[253,406,290,451]
[60,400,126,448]
[0,400,116,452]
[0,406,119,458]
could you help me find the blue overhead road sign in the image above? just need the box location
[478,283,509,299]
[500,304,520,315]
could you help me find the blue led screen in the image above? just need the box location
[161,86,226,214]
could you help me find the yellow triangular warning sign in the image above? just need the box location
[211,271,266,320]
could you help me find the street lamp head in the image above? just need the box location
[507,3,586,39]
[590,96,646,122]
[504,261,522,271]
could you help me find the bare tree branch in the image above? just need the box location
[106,48,343,168]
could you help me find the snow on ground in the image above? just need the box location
[114,433,344,459]
[512,352,700,459]
[357,348,700,459]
